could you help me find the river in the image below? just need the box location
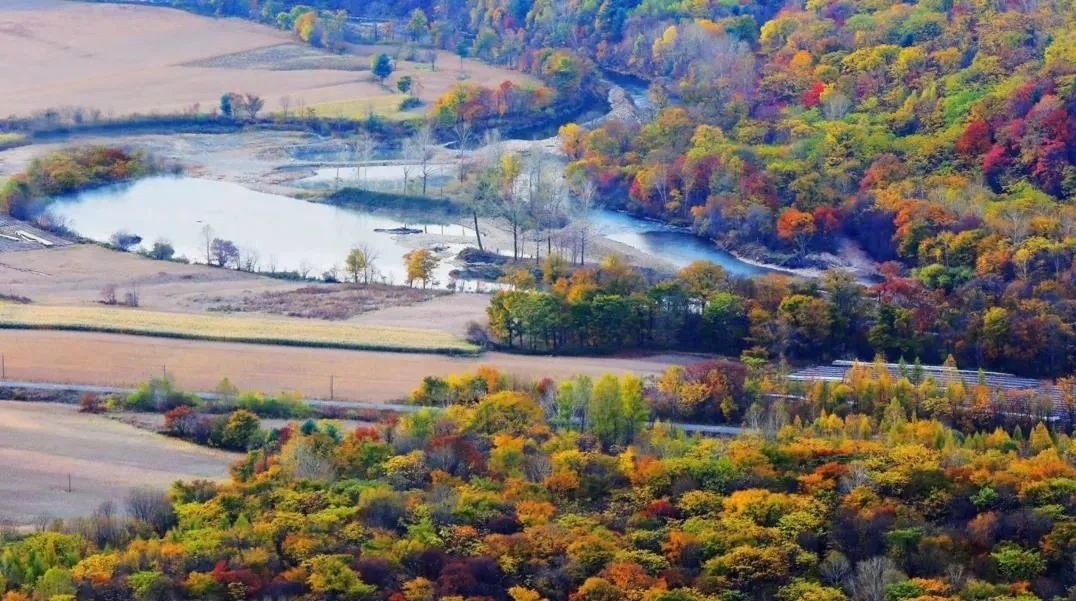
[47,175,773,283]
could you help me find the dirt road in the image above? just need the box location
[0,330,699,402]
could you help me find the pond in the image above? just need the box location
[589,209,771,278]
[46,176,772,289]
[45,176,479,289]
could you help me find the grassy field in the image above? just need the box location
[308,95,411,120]
[0,303,478,354]
[0,1,538,119]
[0,401,235,525]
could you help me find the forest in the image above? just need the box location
[485,256,1076,379]
[123,0,1076,378]
[8,364,1076,601]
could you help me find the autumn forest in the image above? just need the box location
[4,0,1076,600]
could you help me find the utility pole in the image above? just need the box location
[330,375,335,400]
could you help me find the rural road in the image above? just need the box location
[0,379,747,437]
[0,330,705,403]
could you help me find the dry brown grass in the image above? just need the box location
[0,245,487,336]
[0,330,703,403]
[0,245,301,313]
[0,303,477,353]
[0,1,538,119]
[0,401,235,525]
[211,284,447,320]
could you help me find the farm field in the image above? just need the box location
[0,330,702,402]
[0,0,538,119]
[0,245,300,312]
[0,401,236,525]
[0,303,477,353]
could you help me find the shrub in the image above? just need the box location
[78,392,104,414]
[125,377,200,412]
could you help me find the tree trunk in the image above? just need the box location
[512,222,519,260]
[472,210,484,251]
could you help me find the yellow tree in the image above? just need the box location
[404,249,439,288]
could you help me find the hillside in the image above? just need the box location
[5,365,1076,601]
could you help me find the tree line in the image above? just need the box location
[486,257,1076,379]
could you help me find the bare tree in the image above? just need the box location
[847,557,900,601]
[200,224,213,265]
[820,551,852,587]
[240,248,260,273]
[243,93,264,120]
[32,512,52,533]
[570,175,597,264]
[355,131,376,188]
[403,123,435,196]
[278,95,292,119]
[126,487,176,535]
[453,119,474,151]
[100,283,118,305]
[123,285,139,307]
[840,461,872,493]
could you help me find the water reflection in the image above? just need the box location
[47,176,474,288]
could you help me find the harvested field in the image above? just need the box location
[0,1,538,119]
[0,401,235,525]
[0,303,477,354]
[209,284,448,320]
[0,245,491,336]
[0,330,704,402]
[0,245,302,313]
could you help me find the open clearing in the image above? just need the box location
[0,245,299,312]
[0,245,484,334]
[0,0,538,119]
[0,401,235,525]
[0,330,701,402]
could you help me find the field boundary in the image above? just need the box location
[0,305,481,356]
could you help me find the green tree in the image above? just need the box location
[991,545,1045,582]
[35,568,76,601]
[221,409,261,451]
[306,555,376,600]
[371,53,393,85]
[406,9,429,41]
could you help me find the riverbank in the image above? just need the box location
[724,238,881,282]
